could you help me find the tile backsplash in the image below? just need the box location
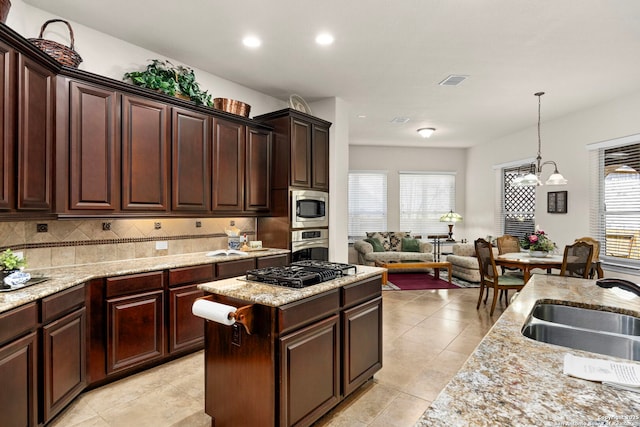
[0,217,256,269]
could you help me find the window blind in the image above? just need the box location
[348,171,387,239]
[588,139,640,267]
[399,172,455,236]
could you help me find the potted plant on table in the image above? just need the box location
[0,249,25,289]
[520,229,556,257]
[123,59,213,107]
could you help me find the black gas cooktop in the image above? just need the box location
[246,260,357,289]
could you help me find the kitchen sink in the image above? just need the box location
[531,303,640,336]
[522,302,640,362]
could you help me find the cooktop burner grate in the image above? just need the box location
[246,260,356,289]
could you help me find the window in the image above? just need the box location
[501,166,536,239]
[589,138,640,268]
[399,172,455,236]
[348,171,387,239]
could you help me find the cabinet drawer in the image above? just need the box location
[342,276,382,309]
[256,254,289,269]
[42,283,85,324]
[0,302,38,346]
[278,289,340,335]
[216,258,256,279]
[106,271,164,298]
[169,265,213,287]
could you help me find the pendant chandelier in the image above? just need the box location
[511,92,567,187]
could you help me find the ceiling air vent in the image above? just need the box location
[390,116,410,124]
[439,75,468,86]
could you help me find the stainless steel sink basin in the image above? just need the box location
[532,303,640,336]
[522,302,640,362]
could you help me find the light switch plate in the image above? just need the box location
[155,241,168,250]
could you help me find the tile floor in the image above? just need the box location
[51,287,505,427]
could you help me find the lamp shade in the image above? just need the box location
[520,172,541,186]
[417,128,435,138]
[545,172,568,185]
[440,210,463,222]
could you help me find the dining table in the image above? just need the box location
[495,252,564,282]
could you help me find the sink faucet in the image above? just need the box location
[596,278,640,297]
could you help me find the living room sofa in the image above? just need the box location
[353,232,434,268]
[445,243,498,282]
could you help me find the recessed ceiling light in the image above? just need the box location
[315,33,334,46]
[417,128,436,138]
[357,114,367,119]
[242,36,262,48]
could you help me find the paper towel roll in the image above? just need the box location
[192,299,236,326]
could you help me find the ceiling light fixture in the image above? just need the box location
[315,33,334,45]
[242,36,262,48]
[512,92,567,187]
[417,128,435,138]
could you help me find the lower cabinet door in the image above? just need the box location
[169,284,205,353]
[107,290,164,374]
[0,331,38,427]
[280,314,340,427]
[42,307,87,423]
[342,296,383,396]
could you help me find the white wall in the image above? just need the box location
[349,145,467,238]
[7,0,286,116]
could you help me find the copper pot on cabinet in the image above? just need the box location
[213,98,251,118]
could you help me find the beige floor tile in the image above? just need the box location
[52,288,501,427]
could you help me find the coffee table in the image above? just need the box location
[374,260,452,285]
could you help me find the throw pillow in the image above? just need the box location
[389,231,411,251]
[364,238,385,252]
[366,232,391,251]
[401,237,421,252]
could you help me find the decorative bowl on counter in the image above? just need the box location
[213,98,251,117]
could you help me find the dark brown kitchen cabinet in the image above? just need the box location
[0,302,38,427]
[254,109,331,191]
[105,272,165,374]
[0,40,14,210]
[41,284,87,424]
[246,126,272,211]
[168,265,213,354]
[17,53,55,211]
[121,95,170,211]
[280,314,340,427]
[67,80,119,211]
[172,108,210,211]
[212,118,245,211]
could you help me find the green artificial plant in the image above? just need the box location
[0,249,26,271]
[123,59,213,107]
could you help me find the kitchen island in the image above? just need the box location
[417,274,640,426]
[197,265,384,427]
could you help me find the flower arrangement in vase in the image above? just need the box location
[0,249,25,289]
[520,229,555,257]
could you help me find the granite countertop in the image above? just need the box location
[197,265,384,307]
[0,249,290,314]
[417,274,640,427]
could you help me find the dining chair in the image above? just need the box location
[475,238,525,316]
[496,234,522,275]
[560,241,594,279]
[574,237,603,278]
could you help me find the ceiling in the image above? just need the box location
[23,0,640,148]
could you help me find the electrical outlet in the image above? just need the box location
[196,221,202,228]
[37,223,48,233]
[154,222,161,230]
[102,222,111,231]
[155,241,168,250]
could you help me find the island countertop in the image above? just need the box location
[0,249,290,314]
[197,265,385,307]
[417,274,640,427]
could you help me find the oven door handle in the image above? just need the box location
[291,239,329,250]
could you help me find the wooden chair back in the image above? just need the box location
[496,235,520,255]
[574,236,600,263]
[475,238,498,282]
[560,241,594,278]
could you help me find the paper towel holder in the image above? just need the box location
[198,296,256,335]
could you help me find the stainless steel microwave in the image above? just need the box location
[291,189,329,229]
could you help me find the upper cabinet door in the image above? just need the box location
[290,119,312,188]
[245,127,271,212]
[172,108,210,211]
[311,125,329,191]
[212,118,245,212]
[0,41,14,211]
[17,53,54,211]
[69,81,119,211]
[121,95,170,211]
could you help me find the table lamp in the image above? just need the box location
[440,210,463,241]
